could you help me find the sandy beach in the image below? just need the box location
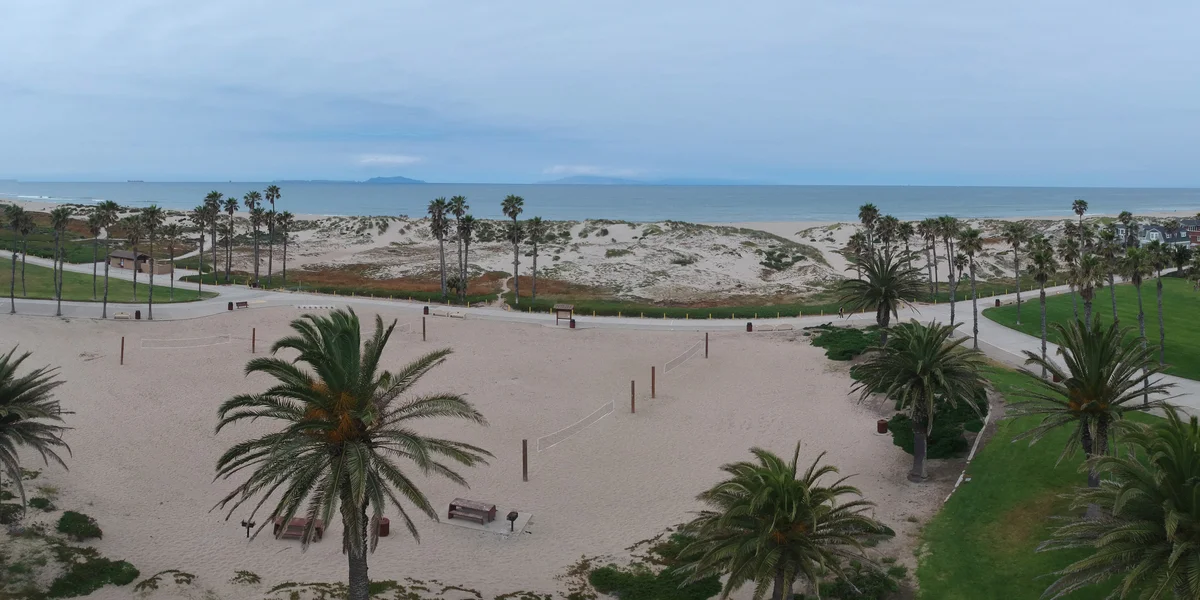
[1,303,954,599]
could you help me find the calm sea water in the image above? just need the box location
[2,182,1198,222]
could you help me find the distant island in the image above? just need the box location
[538,175,765,185]
[363,175,426,184]
[271,176,427,184]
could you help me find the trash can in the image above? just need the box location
[135,310,141,320]
[994,298,1001,308]
[569,318,576,329]
[377,517,390,537]
[423,306,430,315]
[746,321,753,332]
[877,419,889,434]
[228,301,234,311]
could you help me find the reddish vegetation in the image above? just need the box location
[274,264,505,295]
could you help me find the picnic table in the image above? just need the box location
[448,498,497,525]
[273,517,324,541]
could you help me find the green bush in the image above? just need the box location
[57,511,103,541]
[47,555,139,598]
[797,560,908,599]
[808,326,879,361]
[887,392,986,460]
[605,248,632,258]
[0,502,22,524]
[28,497,55,511]
[588,564,720,600]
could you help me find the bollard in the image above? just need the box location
[651,366,656,398]
[120,336,124,365]
[522,439,528,482]
[631,380,636,413]
[252,328,256,353]
[422,317,427,341]
[705,332,709,358]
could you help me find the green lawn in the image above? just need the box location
[983,276,1200,380]
[917,367,1157,599]
[0,257,215,303]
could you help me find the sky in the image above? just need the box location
[2,1,1200,186]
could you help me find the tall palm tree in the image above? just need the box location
[1170,244,1192,278]
[1072,198,1088,247]
[843,232,867,278]
[5,205,21,314]
[264,185,280,285]
[1074,254,1106,328]
[96,201,119,319]
[49,207,72,317]
[857,203,880,250]
[448,196,468,298]
[243,192,263,285]
[213,309,491,600]
[120,215,143,303]
[1145,240,1170,366]
[852,320,989,481]
[1117,211,1137,248]
[919,218,940,296]
[190,206,207,296]
[141,205,165,320]
[1000,222,1031,324]
[897,221,915,262]
[1057,236,1081,320]
[1097,225,1121,324]
[427,198,450,300]
[1026,237,1059,378]
[838,246,925,345]
[1164,218,1182,245]
[875,215,900,249]
[1010,318,1169,500]
[204,191,223,277]
[0,347,70,505]
[1038,406,1200,599]
[958,228,983,349]
[277,211,294,285]
[458,215,476,301]
[1122,247,1154,404]
[86,212,103,299]
[526,217,547,304]
[16,211,33,297]
[675,443,889,600]
[937,216,960,323]
[163,223,181,301]
[223,196,239,283]
[502,195,525,304]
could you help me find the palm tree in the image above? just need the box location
[1000,222,1030,324]
[86,212,103,299]
[1057,236,1081,320]
[858,203,880,250]
[1038,406,1200,599]
[0,347,70,505]
[1010,318,1169,502]
[958,228,983,349]
[675,443,889,600]
[49,207,72,317]
[852,321,989,481]
[1074,254,1105,328]
[213,309,491,600]
[190,206,207,296]
[243,192,263,285]
[502,195,525,304]
[1026,236,1059,378]
[897,221,915,262]
[427,198,450,300]
[458,215,476,301]
[937,216,960,323]
[1122,247,1154,404]
[919,218,940,296]
[5,205,21,314]
[1170,244,1192,278]
[17,211,33,297]
[141,205,164,320]
[204,191,223,277]
[1117,211,1137,248]
[223,196,239,283]
[1164,218,1182,245]
[96,201,119,319]
[1097,225,1121,324]
[1072,198,1088,246]
[277,211,294,285]
[163,223,181,301]
[448,196,468,299]
[843,232,867,278]
[526,217,547,304]
[264,185,280,285]
[837,246,925,345]
[120,215,143,303]
[875,215,900,249]
[1145,240,1170,366]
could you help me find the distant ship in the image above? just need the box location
[127,180,145,183]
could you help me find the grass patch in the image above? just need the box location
[605,248,632,258]
[916,367,1158,599]
[0,257,214,303]
[984,277,1200,380]
[807,325,879,360]
[56,511,102,541]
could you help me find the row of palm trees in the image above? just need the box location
[425,194,549,304]
[190,188,295,289]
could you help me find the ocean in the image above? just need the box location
[2,182,1198,222]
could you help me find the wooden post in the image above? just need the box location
[705,332,709,358]
[252,328,256,353]
[631,380,636,413]
[422,317,427,341]
[651,366,656,398]
[120,336,124,365]
[522,439,528,482]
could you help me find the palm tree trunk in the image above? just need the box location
[102,241,111,319]
[770,565,793,600]
[1108,272,1118,325]
[909,417,928,482]
[1014,251,1022,325]
[456,232,464,301]
[512,221,520,305]
[252,227,259,286]
[970,260,979,349]
[531,241,538,304]
[1070,285,1078,320]
[438,237,447,300]
[1136,284,1147,404]
[225,213,233,283]
[8,246,16,314]
[344,501,370,600]
[877,305,891,345]
[1084,297,1092,327]
[54,233,62,316]
[20,236,27,295]
[925,241,935,298]
[211,225,218,285]
[463,240,471,300]
[92,238,98,299]
[267,224,273,286]
[132,241,139,302]
[197,235,204,295]
[147,237,155,320]
[931,241,940,296]
[282,232,288,284]
[1040,284,1047,379]
[1156,274,1166,365]
[169,247,175,301]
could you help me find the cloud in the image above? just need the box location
[543,165,642,177]
[358,154,423,166]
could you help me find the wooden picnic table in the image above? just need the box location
[273,517,324,541]
[448,498,496,524]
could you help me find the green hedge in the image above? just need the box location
[503,292,843,320]
[808,326,880,360]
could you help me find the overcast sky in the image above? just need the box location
[3,1,1199,185]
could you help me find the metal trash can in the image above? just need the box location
[228,301,234,311]
[877,419,889,434]
[135,310,141,320]
[569,319,576,329]
[746,321,753,332]
[377,517,390,537]
[423,306,430,315]
[995,298,1001,307]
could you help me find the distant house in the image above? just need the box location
[109,250,172,274]
[1114,218,1197,248]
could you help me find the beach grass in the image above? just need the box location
[0,256,215,303]
[179,266,499,306]
[983,276,1200,380]
[916,366,1155,599]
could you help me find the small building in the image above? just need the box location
[109,250,172,274]
[1114,218,1198,248]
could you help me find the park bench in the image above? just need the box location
[235,301,249,309]
[273,517,324,541]
[448,498,496,525]
[114,312,130,320]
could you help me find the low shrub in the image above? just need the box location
[47,554,139,598]
[28,497,55,511]
[0,503,22,524]
[796,560,909,599]
[887,392,987,460]
[57,511,102,541]
[589,564,719,600]
[230,569,262,585]
[605,248,632,258]
[808,326,879,361]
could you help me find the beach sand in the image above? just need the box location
[3,304,953,599]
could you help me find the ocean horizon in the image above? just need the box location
[2,181,1198,222]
